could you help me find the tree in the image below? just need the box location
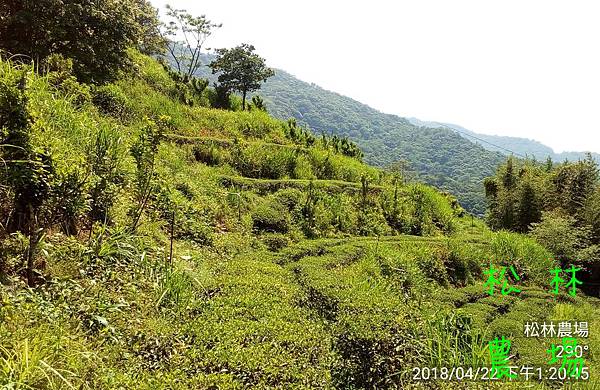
[0,0,163,83]
[502,157,517,190]
[516,180,541,232]
[530,211,590,266]
[485,153,600,294]
[160,5,221,78]
[133,0,166,56]
[209,44,275,110]
[250,95,267,112]
[552,153,599,217]
[583,188,600,243]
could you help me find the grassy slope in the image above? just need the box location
[190,55,505,215]
[1,53,599,389]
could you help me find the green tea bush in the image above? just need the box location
[192,144,227,167]
[271,188,303,211]
[260,233,291,251]
[251,199,290,233]
[174,182,194,200]
[434,242,484,287]
[331,194,360,234]
[332,325,419,389]
[152,188,214,246]
[312,201,336,237]
[291,153,316,179]
[357,208,390,237]
[231,143,295,179]
[407,184,456,236]
[416,247,450,288]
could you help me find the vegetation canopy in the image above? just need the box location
[210,43,275,111]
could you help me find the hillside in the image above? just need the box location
[192,55,600,213]
[189,55,505,215]
[408,118,600,162]
[2,51,600,389]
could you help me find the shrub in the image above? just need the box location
[0,233,28,278]
[435,242,483,287]
[260,233,291,251]
[251,200,290,233]
[129,117,164,232]
[357,208,389,237]
[292,154,315,179]
[92,84,130,119]
[43,54,91,106]
[271,188,303,211]
[152,189,214,246]
[174,182,194,200]
[87,126,125,224]
[0,69,87,284]
[417,248,450,288]
[192,144,226,166]
[56,77,92,107]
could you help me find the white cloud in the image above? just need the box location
[152,0,600,153]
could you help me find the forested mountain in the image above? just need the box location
[191,55,504,214]
[408,118,600,162]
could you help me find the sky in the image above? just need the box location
[151,0,600,153]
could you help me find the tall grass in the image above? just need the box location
[417,310,487,368]
[0,327,90,389]
[154,266,199,312]
[487,231,556,285]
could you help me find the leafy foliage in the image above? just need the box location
[129,117,166,232]
[91,84,131,119]
[0,0,163,83]
[160,5,221,78]
[0,65,87,285]
[485,155,600,292]
[87,126,125,224]
[210,44,275,110]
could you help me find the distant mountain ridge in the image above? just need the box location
[407,118,599,162]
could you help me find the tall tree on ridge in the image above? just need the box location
[161,5,221,78]
[209,44,274,110]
